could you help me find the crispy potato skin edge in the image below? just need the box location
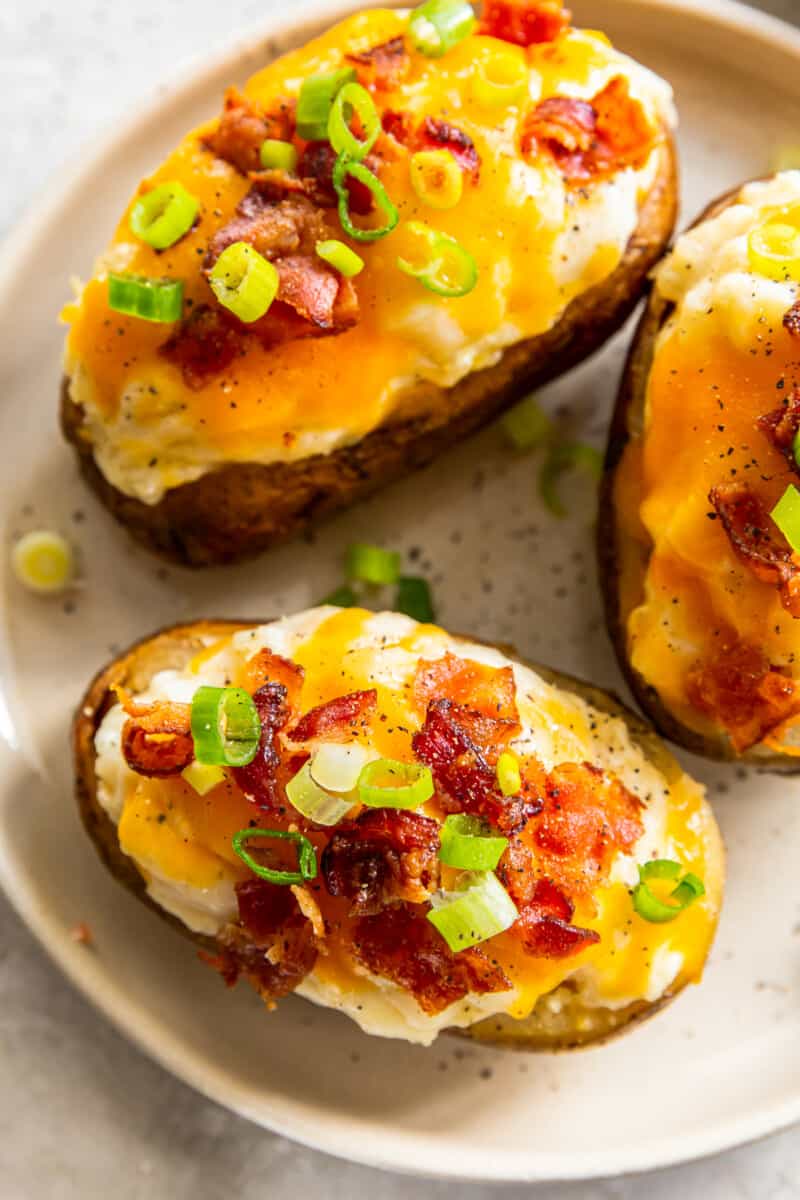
[62,138,678,567]
[73,615,722,1050]
[597,176,800,770]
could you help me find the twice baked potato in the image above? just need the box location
[75,606,723,1048]
[62,0,678,566]
[601,171,800,766]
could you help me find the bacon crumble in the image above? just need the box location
[710,480,800,618]
[204,88,295,175]
[321,808,440,915]
[687,636,800,752]
[288,689,378,744]
[757,388,800,471]
[479,0,570,45]
[120,698,194,777]
[346,36,409,92]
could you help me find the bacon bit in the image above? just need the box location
[321,809,440,915]
[296,142,377,214]
[160,305,244,391]
[291,885,327,941]
[70,922,94,946]
[120,698,193,778]
[231,683,294,810]
[204,88,295,175]
[346,36,409,92]
[710,480,800,618]
[274,255,350,330]
[784,299,800,339]
[686,636,800,752]
[419,118,481,182]
[413,698,540,832]
[758,388,800,470]
[515,878,599,958]
[288,689,377,744]
[241,649,305,711]
[521,76,657,186]
[381,109,413,146]
[208,189,328,264]
[479,0,570,45]
[532,762,643,895]
[352,903,511,1014]
[413,652,520,723]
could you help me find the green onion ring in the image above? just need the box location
[232,828,318,886]
[438,814,507,871]
[328,81,380,162]
[408,0,477,58]
[632,859,705,924]
[333,156,399,243]
[129,181,199,250]
[358,758,434,809]
[107,273,183,323]
[296,67,356,141]
[190,685,261,767]
[396,221,478,298]
[427,871,518,951]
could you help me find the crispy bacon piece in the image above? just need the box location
[515,878,599,958]
[203,878,317,1000]
[352,903,510,1014]
[412,698,540,832]
[231,683,294,811]
[479,0,570,45]
[295,142,377,214]
[686,636,800,752]
[346,36,409,92]
[204,88,295,175]
[120,699,193,777]
[784,299,800,339]
[419,118,480,181]
[521,76,657,185]
[381,109,413,146]
[241,649,305,710]
[710,480,800,618]
[413,652,520,723]
[207,189,328,263]
[532,762,643,896]
[288,689,377,744]
[757,388,800,470]
[160,305,244,391]
[321,809,440,915]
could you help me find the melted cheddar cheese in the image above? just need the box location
[615,173,800,751]
[63,8,673,505]
[94,608,722,1044]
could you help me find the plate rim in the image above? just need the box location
[2,0,800,1181]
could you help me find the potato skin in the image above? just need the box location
[598,178,799,769]
[72,611,721,1050]
[62,139,678,567]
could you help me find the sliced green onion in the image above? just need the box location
[315,239,365,277]
[496,750,521,797]
[501,395,552,450]
[408,0,476,58]
[397,221,477,298]
[395,576,435,622]
[208,242,279,323]
[108,272,183,323]
[358,758,434,809]
[232,828,317,885]
[320,584,358,607]
[259,138,298,172]
[346,542,401,585]
[310,742,372,792]
[181,761,226,796]
[470,50,528,107]
[190,686,261,767]
[793,429,800,471]
[539,442,603,517]
[333,156,399,243]
[747,222,800,282]
[438,814,507,871]
[427,871,518,951]
[632,859,705,924]
[328,81,380,162]
[296,67,356,141]
[129,181,199,250]
[771,484,800,553]
[285,761,354,826]
[12,530,74,594]
[409,149,463,210]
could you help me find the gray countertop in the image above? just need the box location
[3,1,800,1196]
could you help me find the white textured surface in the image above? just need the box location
[1,0,800,1196]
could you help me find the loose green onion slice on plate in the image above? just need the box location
[397,221,478,297]
[108,272,183,323]
[190,686,261,767]
[427,871,518,951]
[333,156,399,242]
[346,542,401,585]
[496,750,521,797]
[395,575,435,622]
[320,583,358,607]
[208,241,279,323]
[771,483,800,552]
[232,828,318,886]
[408,0,476,58]
[296,67,356,141]
[328,81,380,161]
[438,814,507,871]
[539,441,603,517]
[286,761,355,827]
[181,761,226,796]
[632,859,705,924]
[315,239,365,277]
[129,181,199,250]
[358,758,435,809]
[259,138,298,172]
[11,530,74,594]
[501,395,552,450]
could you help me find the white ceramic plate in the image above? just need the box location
[2,0,800,1182]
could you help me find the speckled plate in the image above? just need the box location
[1,0,800,1182]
